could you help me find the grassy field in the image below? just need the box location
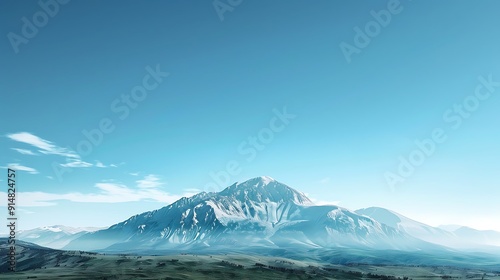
[2,251,500,280]
[1,239,499,279]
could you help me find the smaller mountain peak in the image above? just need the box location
[40,226,63,232]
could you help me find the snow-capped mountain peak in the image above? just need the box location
[219,176,313,206]
[259,175,275,184]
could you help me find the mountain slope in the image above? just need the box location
[355,207,458,247]
[453,226,500,247]
[65,177,422,252]
[0,238,58,272]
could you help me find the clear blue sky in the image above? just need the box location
[1,0,499,232]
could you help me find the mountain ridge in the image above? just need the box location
[64,177,424,252]
[15,177,496,256]
[17,225,104,249]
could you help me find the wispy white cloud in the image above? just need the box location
[0,170,185,207]
[129,172,140,176]
[95,161,117,168]
[46,176,54,180]
[0,180,179,207]
[6,132,118,171]
[11,148,37,156]
[7,132,78,159]
[136,174,164,189]
[60,159,93,168]
[1,163,38,174]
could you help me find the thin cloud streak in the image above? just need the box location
[11,148,37,155]
[1,163,38,174]
[7,132,79,159]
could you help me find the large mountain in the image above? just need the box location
[65,177,423,252]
